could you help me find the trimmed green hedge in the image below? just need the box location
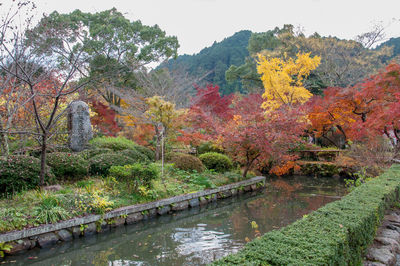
[89,136,154,161]
[213,164,400,265]
[90,136,136,151]
[199,152,233,173]
[166,153,205,173]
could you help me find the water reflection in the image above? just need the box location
[4,176,346,266]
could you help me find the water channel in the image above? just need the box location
[4,176,346,266]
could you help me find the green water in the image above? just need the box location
[4,176,346,265]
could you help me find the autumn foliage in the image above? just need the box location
[257,52,320,111]
[90,100,121,136]
[181,84,306,177]
[307,63,400,150]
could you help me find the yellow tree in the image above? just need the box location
[257,52,321,111]
[145,96,184,160]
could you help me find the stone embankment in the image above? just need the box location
[1,176,265,256]
[364,209,400,265]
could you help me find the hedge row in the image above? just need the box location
[213,164,400,265]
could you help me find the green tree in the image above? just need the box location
[26,8,179,105]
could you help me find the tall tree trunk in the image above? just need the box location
[155,126,161,161]
[39,133,47,186]
[243,165,250,178]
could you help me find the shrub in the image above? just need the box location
[119,149,148,162]
[199,152,233,173]
[197,142,224,155]
[213,165,400,265]
[109,163,159,191]
[80,148,113,160]
[133,145,155,161]
[46,152,89,180]
[0,156,55,196]
[89,153,136,176]
[89,136,136,151]
[167,153,204,173]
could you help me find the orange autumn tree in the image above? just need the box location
[307,63,400,150]
[307,87,357,147]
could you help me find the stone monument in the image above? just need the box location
[67,101,93,152]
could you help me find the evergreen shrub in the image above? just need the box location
[199,152,233,172]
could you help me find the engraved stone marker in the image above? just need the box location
[68,101,93,152]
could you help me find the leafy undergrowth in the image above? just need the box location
[0,163,247,233]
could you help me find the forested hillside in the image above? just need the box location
[162,26,395,97]
[376,37,400,61]
[160,30,251,95]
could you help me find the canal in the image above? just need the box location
[4,176,346,265]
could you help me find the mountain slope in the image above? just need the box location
[160,30,252,95]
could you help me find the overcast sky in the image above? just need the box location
[9,0,400,55]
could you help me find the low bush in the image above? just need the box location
[80,148,113,160]
[89,136,136,151]
[0,156,54,196]
[133,145,155,161]
[213,165,400,265]
[199,152,233,173]
[120,149,148,162]
[167,153,204,173]
[46,152,89,180]
[109,163,159,191]
[89,153,136,176]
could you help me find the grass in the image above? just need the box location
[0,163,247,233]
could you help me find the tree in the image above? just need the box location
[351,63,400,149]
[307,63,400,151]
[0,6,179,185]
[226,25,392,94]
[179,84,233,146]
[26,8,179,106]
[257,52,320,111]
[90,99,121,136]
[307,87,357,147]
[182,84,306,177]
[144,96,183,160]
[0,1,37,156]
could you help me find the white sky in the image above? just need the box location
[6,0,400,55]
